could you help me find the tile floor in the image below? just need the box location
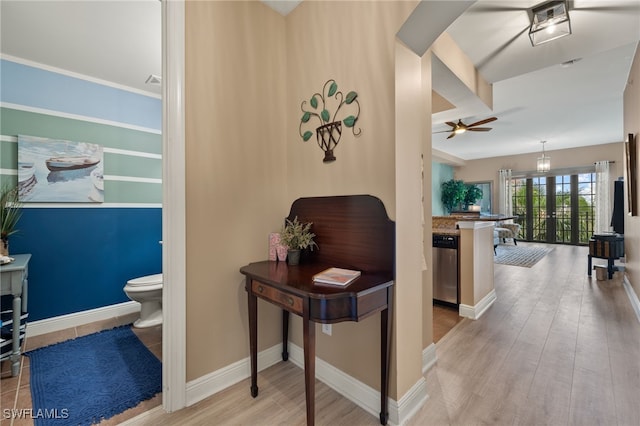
[0,312,162,426]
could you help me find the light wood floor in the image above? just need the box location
[4,242,640,425]
[433,304,463,343]
[131,243,640,425]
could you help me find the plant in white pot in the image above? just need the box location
[280,216,317,265]
[0,185,22,257]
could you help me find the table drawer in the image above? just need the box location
[252,281,303,315]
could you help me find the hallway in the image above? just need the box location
[413,243,640,425]
[130,243,639,425]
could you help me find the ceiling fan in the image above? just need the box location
[434,117,497,139]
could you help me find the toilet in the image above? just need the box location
[123,273,163,328]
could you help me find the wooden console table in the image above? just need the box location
[240,195,395,426]
[0,254,31,377]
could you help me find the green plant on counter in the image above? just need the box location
[464,184,483,207]
[441,179,467,213]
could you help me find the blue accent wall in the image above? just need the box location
[1,58,162,321]
[11,209,162,321]
[432,161,454,216]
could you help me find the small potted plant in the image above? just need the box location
[280,216,317,265]
[0,184,22,257]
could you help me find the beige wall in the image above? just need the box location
[185,1,288,381]
[458,224,494,306]
[624,43,640,299]
[185,0,424,399]
[422,52,434,355]
[455,143,625,213]
[284,0,418,398]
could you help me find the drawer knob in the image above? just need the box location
[287,297,294,306]
[257,285,264,293]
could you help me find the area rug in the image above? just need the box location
[25,325,161,426]
[494,245,553,268]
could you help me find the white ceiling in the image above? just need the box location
[1,0,639,161]
[434,0,640,161]
[0,0,162,96]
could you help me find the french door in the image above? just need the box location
[512,173,596,245]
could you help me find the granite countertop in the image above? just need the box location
[432,228,460,236]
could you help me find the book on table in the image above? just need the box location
[313,267,361,286]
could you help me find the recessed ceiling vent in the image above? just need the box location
[145,74,162,85]
[561,58,581,68]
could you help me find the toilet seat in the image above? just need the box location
[126,273,163,287]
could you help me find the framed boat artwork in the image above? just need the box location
[17,135,104,203]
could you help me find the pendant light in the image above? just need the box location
[537,141,551,173]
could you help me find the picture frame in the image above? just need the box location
[625,133,637,216]
[18,135,104,203]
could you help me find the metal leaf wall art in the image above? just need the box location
[299,79,361,162]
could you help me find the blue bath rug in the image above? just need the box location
[25,325,161,426]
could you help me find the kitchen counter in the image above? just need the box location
[432,228,460,236]
[433,214,516,222]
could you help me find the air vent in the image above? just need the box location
[145,74,162,85]
[561,58,581,68]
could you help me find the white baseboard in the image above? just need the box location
[394,375,428,426]
[623,275,640,324]
[26,301,140,337]
[185,344,282,407]
[422,342,437,374]
[459,289,496,320]
[288,343,427,426]
[288,343,382,420]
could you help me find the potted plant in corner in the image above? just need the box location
[441,179,467,214]
[280,216,318,265]
[0,185,22,257]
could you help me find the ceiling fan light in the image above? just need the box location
[454,128,466,134]
[528,0,571,46]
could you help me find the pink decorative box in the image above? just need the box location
[269,233,281,261]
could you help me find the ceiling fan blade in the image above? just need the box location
[433,130,453,134]
[467,127,492,132]
[467,117,497,127]
[445,121,457,128]
[446,133,456,139]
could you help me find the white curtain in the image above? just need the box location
[595,160,611,234]
[498,169,513,216]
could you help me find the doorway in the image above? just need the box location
[512,172,596,245]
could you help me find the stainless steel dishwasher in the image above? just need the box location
[432,234,459,306]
